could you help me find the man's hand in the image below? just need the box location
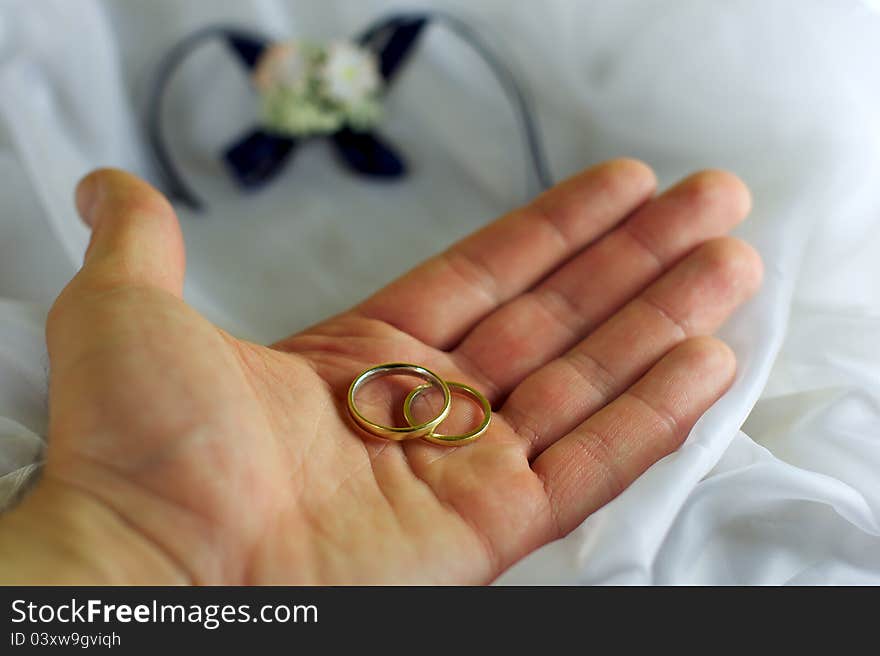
[0,161,761,584]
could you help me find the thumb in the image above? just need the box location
[74,167,186,296]
[45,168,193,437]
[45,168,188,381]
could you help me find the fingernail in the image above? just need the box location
[75,173,101,228]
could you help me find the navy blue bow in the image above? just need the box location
[223,16,428,194]
[147,13,551,211]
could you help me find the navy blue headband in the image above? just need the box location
[147,12,553,211]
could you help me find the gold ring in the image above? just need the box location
[404,381,491,446]
[347,363,452,441]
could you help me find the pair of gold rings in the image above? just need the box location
[347,363,491,446]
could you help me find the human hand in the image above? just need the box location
[0,161,760,584]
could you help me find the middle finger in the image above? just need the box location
[451,170,752,401]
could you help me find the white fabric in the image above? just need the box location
[0,0,878,584]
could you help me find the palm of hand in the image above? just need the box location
[40,161,760,584]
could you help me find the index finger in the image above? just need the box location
[355,159,657,349]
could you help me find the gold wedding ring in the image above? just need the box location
[347,363,452,441]
[404,381,492,446]
[347,363,492,446]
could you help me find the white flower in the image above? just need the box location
[252,43,309,92]
[321,41,381,105]
[255,39,383,136]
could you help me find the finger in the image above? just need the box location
[453,170,752,400]
[500,237,761,457]
[73,168,186,296]
[47,169,187,374]
[356,159,657,349]
[533,336,736,537]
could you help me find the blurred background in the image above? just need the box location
[1,0,879,584]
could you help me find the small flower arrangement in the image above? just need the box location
[253,40,383,137]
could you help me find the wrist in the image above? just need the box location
[0,477,189,585]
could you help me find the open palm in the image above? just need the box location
[34,161,760,584]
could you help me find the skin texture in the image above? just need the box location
[0,160,762,584]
